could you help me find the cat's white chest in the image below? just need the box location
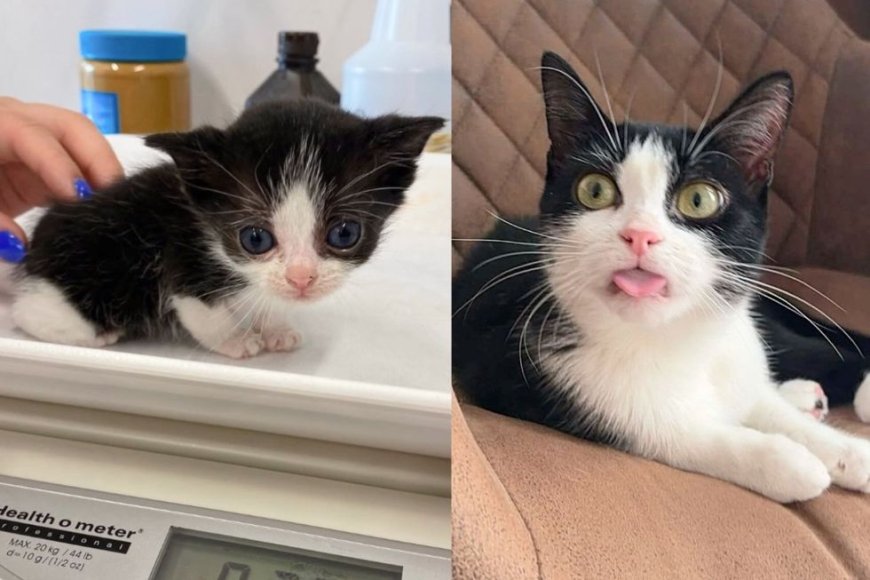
[543,307,770,452]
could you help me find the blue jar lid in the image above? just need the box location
[80,30,186,63]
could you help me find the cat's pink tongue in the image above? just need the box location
[612,268,667,298]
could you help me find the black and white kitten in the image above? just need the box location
[453,52,870,502]
[13,100,442,358]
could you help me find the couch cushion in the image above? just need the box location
[454,401,870,579]
[451,396,540,578]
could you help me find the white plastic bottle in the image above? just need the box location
[341,0,450,127]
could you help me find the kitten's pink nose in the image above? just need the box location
[285,263,317,291]
[620,228,662,257]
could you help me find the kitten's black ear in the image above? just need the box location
[705,71,793,185]
[369,115,445,157]
[540,51,609,153]
[145,126,225,171]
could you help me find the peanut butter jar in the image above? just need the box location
[80,30,190,134]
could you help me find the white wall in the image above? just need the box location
[0,0,377,126]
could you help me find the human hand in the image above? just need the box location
[0,97,123,262]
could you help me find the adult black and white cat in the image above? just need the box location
[453,52,870,502]
[12,100,442,358]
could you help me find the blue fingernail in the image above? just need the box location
[0,231,25,263]
[74,178,93,199]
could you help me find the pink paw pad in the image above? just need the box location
[810,384,828,421]
[779,379,829,422]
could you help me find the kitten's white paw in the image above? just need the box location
[779,379,828,421]
[13,278,120,348]
[215,334,264,359]
[855,373,870,423]
[262,328,301,353]
[811,435,870,492]
[753,435,831,502]
[90,330,122,348]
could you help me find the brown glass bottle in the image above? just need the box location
[245,32,339,109]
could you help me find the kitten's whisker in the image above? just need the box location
[196,283,247,300]
[340,199,402,209]
[235,291,271,341]
[338,209,385,221]
[176,179,263,209]
[252,142,274,199]
[330,159,414,201]
[343,186,407,198]
[196,149,262,200]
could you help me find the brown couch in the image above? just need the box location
[452,0,870,577]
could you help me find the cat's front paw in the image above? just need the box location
[855,373,870,423]
[812,436,870,493]
[262,328,301,353]
[779,379,828,421]
[215,334,265,359]
[753,435,831,502]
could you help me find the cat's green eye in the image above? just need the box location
[675,182,723,220]
[575,173,618,210]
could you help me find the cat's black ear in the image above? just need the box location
[145,126,226,172]
[369,115,445,157]
[704,71,793,185]
[540,51,609,153]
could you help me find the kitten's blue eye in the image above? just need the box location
[239,226,275,255]
[326,220,362,250]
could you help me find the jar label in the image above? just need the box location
[81,89,120,134]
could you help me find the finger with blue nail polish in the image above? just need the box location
[0,230,25,264]
[74,178,93,199]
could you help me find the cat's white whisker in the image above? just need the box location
[594,51,622,153]
[718,259,846,312]
[487,211,579,245]
[717,270,845,358]
[453,238,543,247]
[454,261,555,318]
[738,274,861,357]
[687,38,724,158]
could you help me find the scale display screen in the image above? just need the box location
[153,529,402,580]
[0,477,449,580]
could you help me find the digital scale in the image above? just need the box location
[0,145,452,579]
[0,476,448,579]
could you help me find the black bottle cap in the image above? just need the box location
[278,32,319,62]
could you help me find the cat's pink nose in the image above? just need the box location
[285,264,317,291]
[620,228,662,257]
